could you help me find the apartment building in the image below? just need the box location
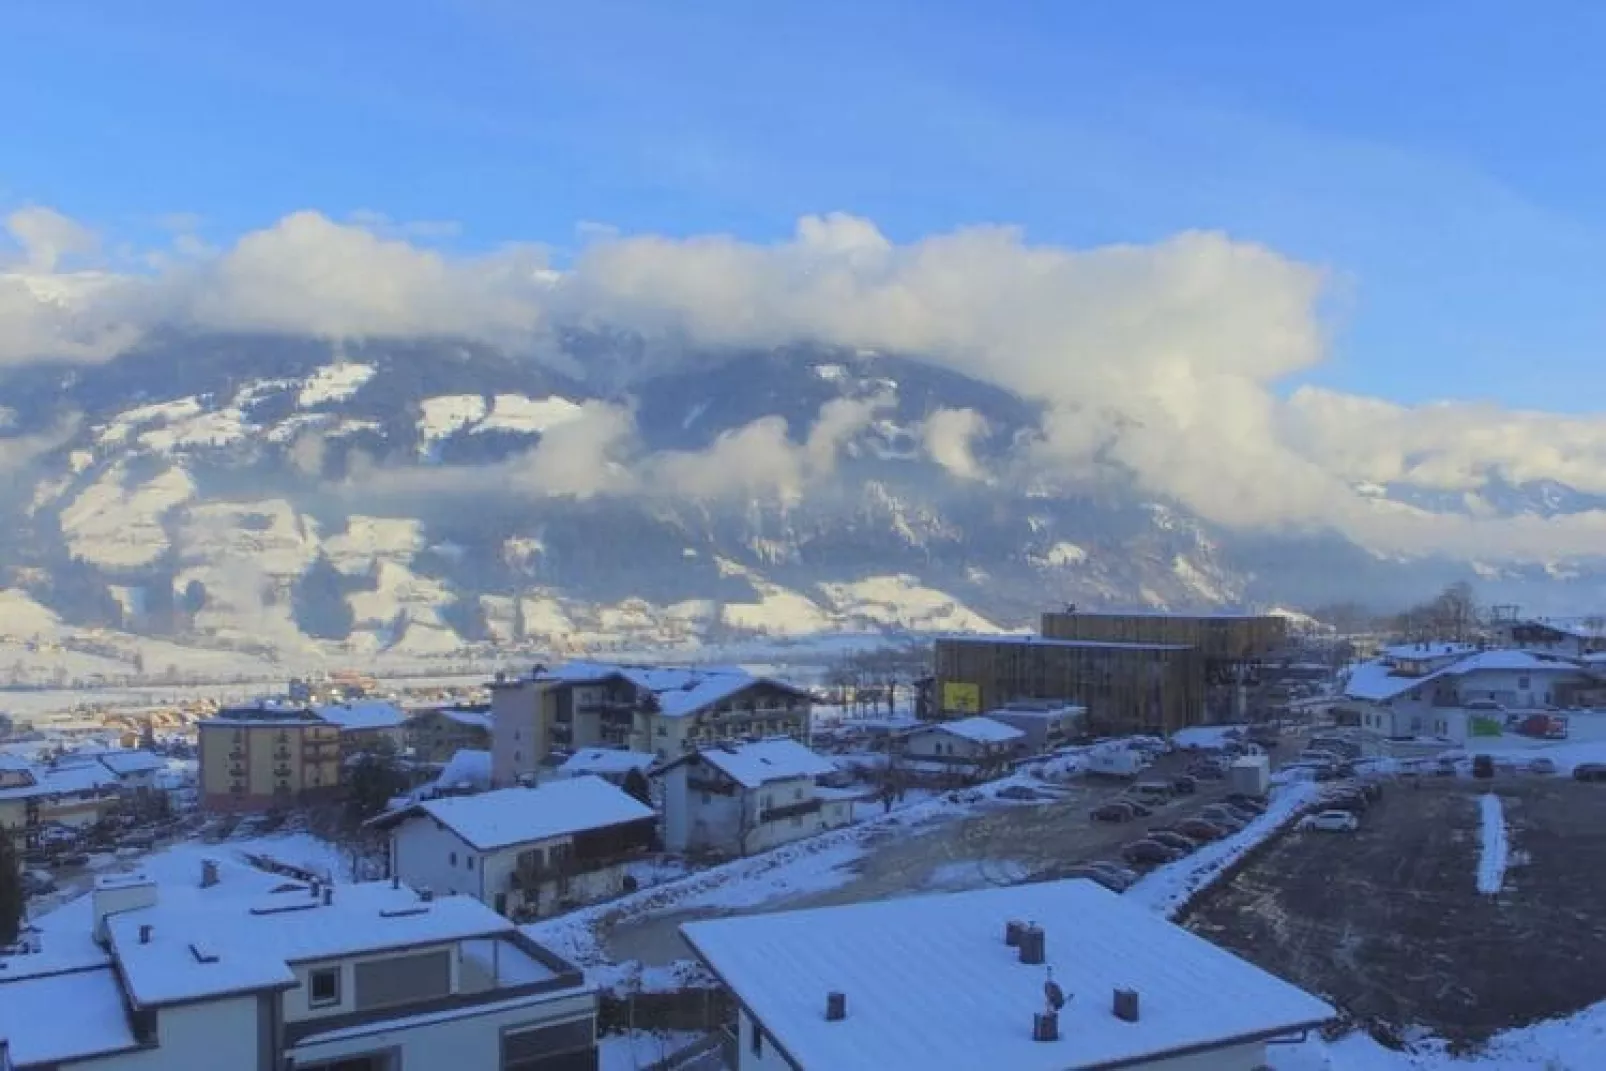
[197,704,342,813]
[682,879,1334,1071]
[491,662,814,786]
[0,861,600,1070]
[408,704,494,764]
[0,756,122,848]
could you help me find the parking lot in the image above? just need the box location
[601,747,1266,966]
[1185,774,1606,1048]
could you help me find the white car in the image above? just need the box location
[1301,810,1360,833]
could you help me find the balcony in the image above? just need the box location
[760,797,823,823]
[688,776,737,796]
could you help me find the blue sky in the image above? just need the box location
[5,0,1605,412]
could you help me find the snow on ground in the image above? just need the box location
[1171,724,1248,750]
[59,461,197,568]
[598,1030,705,1071]
[417,393,488,450]
[1126,782,1320,919]
[297,361,376,407]
[814,574,1002,633]
[1475,793,1509,896]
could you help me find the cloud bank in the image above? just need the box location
[4,206,1606,560]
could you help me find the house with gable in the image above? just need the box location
[491,661,814,785]
[655,738,853,857]
[371,774,657,920]
[898,716,1026,781]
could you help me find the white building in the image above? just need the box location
[1500,616,1606,657]
[1343,648,1599,745]
[91,750,169,793]
[681,878,1335,1071]
[655,739,853,857]
[980,702,1086,752]
[0,862,599,1071]
[372,775,657,920]
[0,758,123,845]
[899,717,1026,780]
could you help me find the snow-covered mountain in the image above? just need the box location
[0,332,1601,669]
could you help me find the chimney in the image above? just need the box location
[391,875,401,890]
[1114,988,1140,1022]
[322,886,334,906]
[1004,919,1026,947]
[200,859,219,889]
[1018,924,1046,965]
[138,924,153,945]
[1032,1011,1059,1042]
[92,875,158,945]
[825,992,847,1021]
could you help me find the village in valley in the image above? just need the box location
[5,598,1606,1070]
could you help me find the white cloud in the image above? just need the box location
[921,408,990,480]
[4,204,1606,560]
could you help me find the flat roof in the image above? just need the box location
[939,635,1191,652]
[681,880,1334,1071]
[1043,611,1281,620]
[106,881,514,1007]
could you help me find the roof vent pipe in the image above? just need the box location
[138,925,153,945]
[1032,1011,1059,1042]
[323,886,333,906]
[1018,924,1046,965]
[825,992,847,1021]
[1004,919,1026,947]
[1114,987,1141,1022]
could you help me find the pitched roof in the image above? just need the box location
[434,748,493,792]
[374,775,655,851]
[692,739,836,789]
[542,660,808,718]
[681,879,1335,1071]
[925,716,1026,744]
[0,966,139,1066]
[313,699,408,731]
[558,748,656,777]
[96,750,168,776]
[1345,648,1589,702]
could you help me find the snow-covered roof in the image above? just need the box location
[541,660,808,719]
[1380,641,1480,661]
[1345,648,1588,702]
[559,748,656,777]
[691,739,836,789]
[423,705,493,731]
[205,703,324,727]
[105,880,518,1007]
[920,716,1026,744]
[314,699,408,732]
[375,775,654,851]
[944,634,1191,652]
[1513,616,1606,639]
[96,749,168,776]
[0,966,138,1066]
[682,879,1334,1071]
[434,748,493,792]
[0,761,120,801]
[983,703,1085,722]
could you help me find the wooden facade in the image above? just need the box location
[933,637,1205,736]
[1039,612,1287,663]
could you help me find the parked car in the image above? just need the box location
[1472,754,1495,780]
[1145,830,1196,853]
[1225,794,1268,814]
[1301,810,1360,833]
[1189,761,1228,780]
[1092,802,1137,822]
[1177,819,1230,842]
[1528,757,1558,775]
[1116,797,1155,817]
[1320,792,1367,814]
[21,869,56,896]
[1573,763,1606,783]
[1062,864,1136,893]
[1171,775,1197,795]
[1122,839,1184,866]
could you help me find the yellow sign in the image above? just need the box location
[942,682,981,714]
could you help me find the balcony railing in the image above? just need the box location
[760,797,823,823]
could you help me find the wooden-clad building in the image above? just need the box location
[933,636,1205,736]
[1039,611,1287,663]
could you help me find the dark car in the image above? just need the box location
[1320,792,1368,814]
[1171,775,1197,795]
[1189,761,1228,780]
[1062,862,1139,892]
[1574,763,1606,783]
[1177,819,1229,842]
[1197,809,1247,832]
[1117,798,1155,817]
[1122,839,1184,866]
[1472,754,1495,780]
[1145,830,1196,853]
[1225,794,1268,814]
[1092,802,1136,822]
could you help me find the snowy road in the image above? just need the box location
[1476,793,1509,895]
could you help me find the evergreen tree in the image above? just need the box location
[345,739,410,826]
[621,766,653,807]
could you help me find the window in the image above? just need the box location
[1518,676,1531,690]
[700,792,711,805]
[750,1020,764,1056]
[449,851,458,866]
[465,855,474,871]
[309,967,341,1007]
